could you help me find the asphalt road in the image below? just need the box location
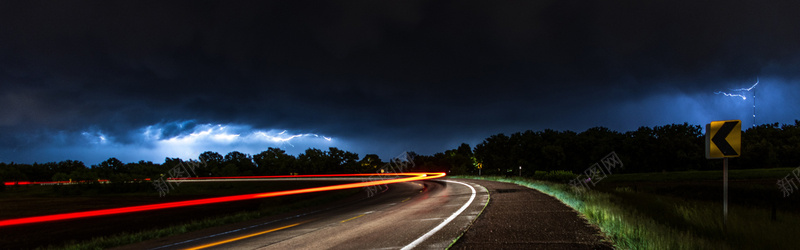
[118,179,489,250]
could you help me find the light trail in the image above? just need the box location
[184,221,306,250]
[184,222,306,250]
[3,179,113,186]
[0,173,445,227]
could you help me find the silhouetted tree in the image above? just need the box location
[298,148,326,174]
[224,151,256,176]
[253,148,296,175]
[93,157,125,180]
[359,154,383,173]
[199,151,224,176]
[444,144,473,175]
[327,147,359,173]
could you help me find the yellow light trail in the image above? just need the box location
[184,222,303,250]
[0,172,445,227]
[340,214,366,223]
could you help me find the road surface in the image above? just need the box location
[118,179,489,249]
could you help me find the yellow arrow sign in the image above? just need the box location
[705,120,741,159]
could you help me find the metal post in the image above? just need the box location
[723,157,728,227]
[519,166,522,177]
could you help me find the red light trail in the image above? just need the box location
[3,179,113,186]
[0,173,445,227]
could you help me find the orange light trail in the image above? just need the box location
[184,222,306,250]
[0,172,445,227]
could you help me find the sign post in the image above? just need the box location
[705,120,741,229]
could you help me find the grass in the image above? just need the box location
[603,167,795,183]
[453,175,800,249]
[38,188,360,250]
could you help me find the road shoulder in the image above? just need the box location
[449,178,614,249]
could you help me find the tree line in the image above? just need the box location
[2,121,798,183]
[437,121,800,176]
[0,147,383,184]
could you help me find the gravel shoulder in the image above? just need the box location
[450,179,614,250]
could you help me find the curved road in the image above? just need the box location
[119,179,489,249]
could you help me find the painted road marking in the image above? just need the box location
[401,180,477,250]
[418,218,443,221]
[184,222,303,250]
[340,214,367,223]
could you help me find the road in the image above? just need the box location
[118,179,489,250]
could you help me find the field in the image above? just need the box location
[455,168,800,249]
[0,181,361,249]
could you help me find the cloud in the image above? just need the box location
[0,121,335,165]
[2,1,800,165]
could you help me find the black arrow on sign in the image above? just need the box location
[712,121,738,156]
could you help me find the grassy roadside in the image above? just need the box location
[37,188,360,250]
[452,175,800,249]
[602,167,794,182]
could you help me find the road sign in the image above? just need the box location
[705,120,741,159]
[705,119,742,228]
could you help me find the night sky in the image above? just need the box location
[2,1,799,165]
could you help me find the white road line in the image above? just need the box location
[401,180,476,250]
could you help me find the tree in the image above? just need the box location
[327,147,359,173]
[128,160,162,181]
[52,172,69,182]
[0,163,29,183]
[69,167,98,182]
[253,148,296,175]
[199,151,223,165]
[540,145,566,170]
[359,154,383,173]
[56,160,86,176]
[650,123,703,171]
[93,157,125,179]
[456,143,473,158]
[445,144,473,175]
[224,151,256,176]
[199,151,223,176]
[298,148,326,174]
[474,133,512,175]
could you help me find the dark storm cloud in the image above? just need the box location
[2,1,800,163]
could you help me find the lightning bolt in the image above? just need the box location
[714,91,747,100]
[714,77,759,127]
[715,77,758,100]
[731,77,759,92]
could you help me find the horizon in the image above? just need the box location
[4,120,797,166]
